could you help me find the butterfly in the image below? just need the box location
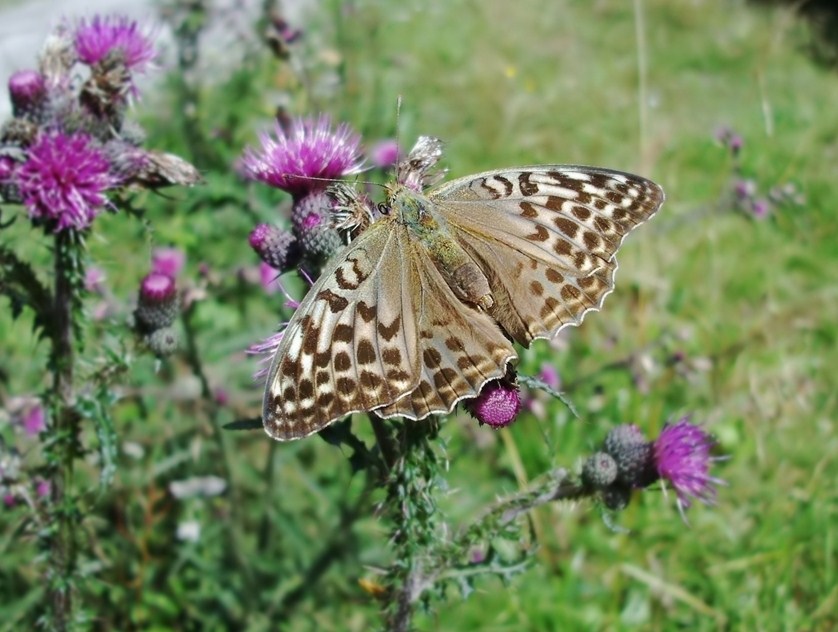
[262,137,664,440]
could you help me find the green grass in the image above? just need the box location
[2,0,837,629]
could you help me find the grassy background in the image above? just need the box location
[1,0,836,629]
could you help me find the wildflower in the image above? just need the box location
[21,404,46,436]
[169,475,227,499]
[239,115,364,197]
[259,262,281,294]
[135,272,178,332]
[8,70,47,119]
[73,15,156,75]
[152,247,186,278]
[369,139,399,169]
[467,380,522,429]
[733,178,756,201]
[653,417,724,516]
[538,363,561,390]
[176,520,201,542]
[36,478,51,498]
[17,132,115,232]
[248,328,287,381]
[750,198,770,219]
[84,266,107,293]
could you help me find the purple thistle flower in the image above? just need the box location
[538,363,561,390]
[0,156,15,182]
[248,328,287,380]
[135,272,179,332]
[369,139,399,169]
[152,247,186,279]
[22,404,46,436]
[36,478,51,498]
[84,266,107,293]
[653,417,724,517]
[239,115,364,197]
[750,198,771,219]
[733,178,756,201]
[73,15,156,74]
[467,380,522,429]
[18,132,116,232]
[259,261,281,294]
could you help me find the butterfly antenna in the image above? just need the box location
[395,95,403,182]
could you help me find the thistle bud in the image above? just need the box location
[8,70,48,120]
[602,424,656,488]
[581,451,618,490]
[467,379,522,429]
[135,272,178,332]
[144,326,179,357]
[249,223,299,271]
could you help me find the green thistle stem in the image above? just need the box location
[48,230,82,630]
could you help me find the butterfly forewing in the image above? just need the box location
[430,166,664,345]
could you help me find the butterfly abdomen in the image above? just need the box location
[393,186,493,310]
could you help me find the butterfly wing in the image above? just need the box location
[263,218,423,440]
[429,166,664,345]
[373,245,517,420]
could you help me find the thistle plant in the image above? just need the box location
[0,15,198,629]
[238,109,725,630]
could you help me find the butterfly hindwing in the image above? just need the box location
[373,245,516,420]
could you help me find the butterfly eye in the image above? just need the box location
[377,202,390,215]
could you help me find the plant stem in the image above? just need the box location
[49,230,79,630]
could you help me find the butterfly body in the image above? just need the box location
[391,183,494,309]
[263,143,664,441]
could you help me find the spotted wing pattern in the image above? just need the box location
[431,166,664,344]
[263,219,421,440]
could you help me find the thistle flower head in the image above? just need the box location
[73,15,156,74]
[653,417,724,517]
[21,404,46,436]
[239,115,364,197]
[467,380,522,429]
[135,272,179,332]
[369,138,399,169]
[17,131,115,232]
[151,247,186,279]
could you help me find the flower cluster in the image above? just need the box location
[581,417,724,520]
[715,127,805,220]
[0,15,199,233]
[240,114,366,274]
